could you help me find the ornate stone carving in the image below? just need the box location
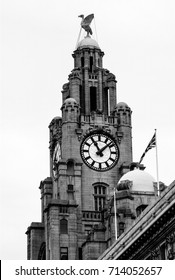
[151,247,160,260]
[49,117,62,155]
[166,231,175,259]
[117,180,133,191]
[106,72,116,82]
[69,68,81,79]
[62,83,69,91]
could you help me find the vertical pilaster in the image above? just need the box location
[98,70,103,111]
[108,82,117,114]
[84,51,90,114]
[69,73,81,103]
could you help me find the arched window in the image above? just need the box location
[136,204,148,217]
[94,185,106,211]
[60,219,68,234]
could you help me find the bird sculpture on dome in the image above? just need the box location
[78,14,94,36]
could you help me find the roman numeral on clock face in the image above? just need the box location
[109,143,114,148]
[85,156,91,161]
[85,142,91,147]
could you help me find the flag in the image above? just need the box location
[139,132,156,164]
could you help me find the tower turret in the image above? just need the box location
[70,35,117,116]
[61,98,80,160]
[114,102,132,174]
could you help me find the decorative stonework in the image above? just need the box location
[166,231,175,259]
[117,180,133,191]
[49,117,62,156]
[151,247,160,259]
[69,68,81,79]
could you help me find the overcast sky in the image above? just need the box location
[1,0,175,259]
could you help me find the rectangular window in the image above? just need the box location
[78,248,82,260]
[90,56,93,72]
[103,87,109,115]
[94,185,106,211]
[68,184,74,191]
[119,222,125,235]
[94,197,98,211]
[90,87,97,112]
[79,85,85,114]
[81,57,84,67]
[60,247,68,260]
[99,198,102,211]
[84,224,92,235]
[60,206,68,214]
[60,219,68,234]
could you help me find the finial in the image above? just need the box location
[78,14,94,36]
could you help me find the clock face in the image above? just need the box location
[80,132,119,171]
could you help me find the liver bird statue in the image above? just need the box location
[78,14,94,36]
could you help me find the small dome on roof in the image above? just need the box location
[43,177,52,183]
[52,116,62,120]
[77,35,100,50]
[116,102,129,108]
[61,97,79,111]
[117,169,155,192]
[63,97,77,105]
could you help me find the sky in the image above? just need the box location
[1,0,175,259]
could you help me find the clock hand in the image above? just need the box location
[91,137,103,157]
[96,142,112,155]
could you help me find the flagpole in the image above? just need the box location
[114,187,117,240]
[155,129,160,196]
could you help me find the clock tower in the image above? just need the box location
[26,15,133,260]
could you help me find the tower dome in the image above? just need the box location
[61,97,79,112]
[117,169,155,192]
[61,97,80,123]
[115,102,130,109]
[63,97,78,105]
[77,35,100,50]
